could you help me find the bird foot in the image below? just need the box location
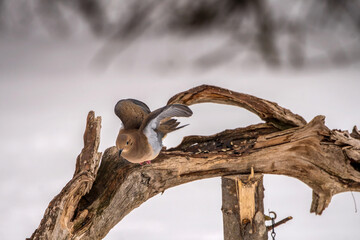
[139,160,152,165]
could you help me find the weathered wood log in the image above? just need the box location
[29,85,360,240]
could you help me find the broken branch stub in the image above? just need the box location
[29,111,102,240]
[222,173,267,240]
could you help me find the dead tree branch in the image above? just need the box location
[29,111,102,240]
[168,84,306,129]
[29,85,360,240]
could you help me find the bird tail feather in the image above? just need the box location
[158,119,189,139]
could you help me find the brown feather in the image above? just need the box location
[114,99,150,129]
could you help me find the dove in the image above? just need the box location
[114,99,192,164]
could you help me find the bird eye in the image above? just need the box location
[126,141,129,145]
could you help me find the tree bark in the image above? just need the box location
[29,85,360,240]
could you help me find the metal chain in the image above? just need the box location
[269,211,277,240]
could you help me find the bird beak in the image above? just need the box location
[118,149,123,157]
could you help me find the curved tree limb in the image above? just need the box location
[168,84,307,129]
[29,85,360,240]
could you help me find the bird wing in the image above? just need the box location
[140,104,192,142]
[114,99,151,129]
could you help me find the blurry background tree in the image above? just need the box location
[1,0,359,69]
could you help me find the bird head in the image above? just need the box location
[116,134,133,157]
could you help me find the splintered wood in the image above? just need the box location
[236,177,257,225]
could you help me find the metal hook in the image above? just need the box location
[269,211,277,240]
[269,211,277,220]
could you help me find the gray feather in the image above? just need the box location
[140,104,192,131]
[141,104,192,143]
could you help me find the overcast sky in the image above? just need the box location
[1,1,360,239]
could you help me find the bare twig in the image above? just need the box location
[266,216,293,231]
